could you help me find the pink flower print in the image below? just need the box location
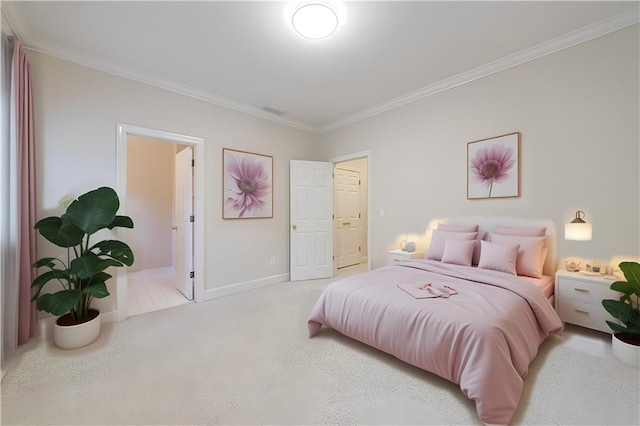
[470,144,514,197]
[225,155,271,217]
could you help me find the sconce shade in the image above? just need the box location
[565,210,592,241]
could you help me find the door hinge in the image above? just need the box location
[191,159,195,167]
[359,213,361,219]
[332,256,334,260]
[332,214,334,219]
[359,179,361,185]
[189,271,195,279]
[190,215,195,222]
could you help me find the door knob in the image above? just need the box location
[171,226,178,231]
[292,224,297,230]
[343,222,351,226]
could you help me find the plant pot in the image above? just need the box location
[53,309,101,349]
[612,333,640,368]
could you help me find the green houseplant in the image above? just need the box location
[32,187,134,348]
[601,261,640,366]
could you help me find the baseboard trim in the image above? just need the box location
[204,273,290,301]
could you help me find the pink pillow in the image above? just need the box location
[426,230,477,261]
[494,224,546,237]
[437,223,479,233]
[441,239,476,266]
[488,233,546,278]
[477,240,520,275]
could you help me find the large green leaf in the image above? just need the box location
[82,280,110,299]
[77,272,112,292]
[603,299,637,324]
[64,187,119,235]
[34,216,84,248]
[36,290,81,316]
[107,215,134,230]
[605,320,629,334]
[70,253,121,280]
[32,257,59,269]
[31,269,70,300]
[91,240,135,267]
[619,262,640,297]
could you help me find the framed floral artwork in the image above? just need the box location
[467,132,520,199]
[223,148,273,219]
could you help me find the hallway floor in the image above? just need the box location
[127,267,191,316]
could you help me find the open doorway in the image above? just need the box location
[115,124,205,321]
[125,136,192,316]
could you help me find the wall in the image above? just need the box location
[318,26,640,269]
[126,135,175,272]
[30,52,320,315]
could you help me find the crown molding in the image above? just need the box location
[3,3,638,135]
[318,8,640,133]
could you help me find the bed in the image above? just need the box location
[307,217,563,425]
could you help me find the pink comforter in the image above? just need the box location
[308,260,563,425]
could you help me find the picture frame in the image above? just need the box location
[467,132,520,199]
[223,148,273,219]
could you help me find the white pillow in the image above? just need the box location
[488,233,546,278]
[477,240,520,275]
[426,230,478,261]
[441,239,476,266]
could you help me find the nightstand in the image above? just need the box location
[387,249,425,265]
[555,270,620,333]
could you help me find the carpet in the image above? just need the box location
[2,279,638,425]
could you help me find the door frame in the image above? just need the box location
[115,123,205,321]
[330,150,371,273]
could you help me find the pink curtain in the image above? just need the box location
[12,40,37,345]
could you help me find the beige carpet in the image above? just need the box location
[2,275,638,425]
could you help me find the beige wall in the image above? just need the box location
[318,26,640,269]
[126,136,175,272]
[30,52,319,314]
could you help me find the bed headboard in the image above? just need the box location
[427,216,558,277]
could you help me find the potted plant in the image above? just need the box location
[32,186,134,349]
[602,261,640,367]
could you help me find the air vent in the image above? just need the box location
[262,106,286,116]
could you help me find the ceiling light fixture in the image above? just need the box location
[292,3,338,40]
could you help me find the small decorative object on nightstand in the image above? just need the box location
[555,270,620,333]
[387,249,424,265]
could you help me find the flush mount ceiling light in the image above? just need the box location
[292,3,339,39]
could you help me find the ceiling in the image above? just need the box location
[3,1,639,133]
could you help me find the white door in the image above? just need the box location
[334,167,361,269]
[174,147,194,299]
[290,160,333,281]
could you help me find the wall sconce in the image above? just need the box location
[565,210,592,241]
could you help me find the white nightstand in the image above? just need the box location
[387,249,425,265]
[555,270,620,333]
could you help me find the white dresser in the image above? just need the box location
[555,270,620,333]
[387,249,424,265]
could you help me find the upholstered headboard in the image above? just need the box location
[426,216,558,277]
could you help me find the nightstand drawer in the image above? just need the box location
[558,298,616,333]
[557,277,618,304]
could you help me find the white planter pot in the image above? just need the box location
[54,309,101,349]
[612,333,640,368]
